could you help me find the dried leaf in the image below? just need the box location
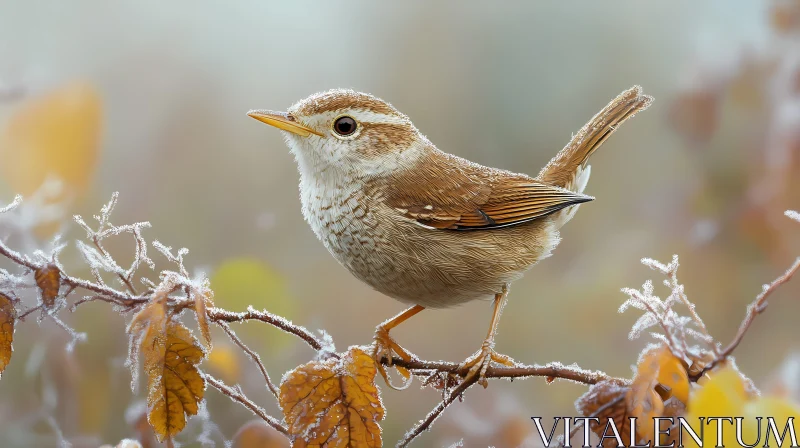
[127,300,168,388]
[575,346,688,447]
[35,263,61,308]
[193,288,213,350]
[627,347,667,444]
[576,380,632,447]
[279,346,384,447]
[233,420,286,448]
[654,349,690,405]
[145,321,206,442]
[0,292,16,376]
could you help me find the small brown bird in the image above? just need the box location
[248,86,652,388]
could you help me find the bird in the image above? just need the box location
[248,86,652,389]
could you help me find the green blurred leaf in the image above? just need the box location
[211,258,295,351]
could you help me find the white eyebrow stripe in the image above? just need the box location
[312,109,410,126]
[351,110,410,125]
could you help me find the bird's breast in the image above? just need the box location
[299,177,385,270]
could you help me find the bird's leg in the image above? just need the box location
[459,284,516,388]
[372,304,425,390]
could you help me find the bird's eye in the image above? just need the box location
[333,116,357,137]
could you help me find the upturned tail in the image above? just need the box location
[537,85,653,191]
[537,85,653,227]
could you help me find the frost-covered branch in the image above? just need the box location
[2,193,798,447]
[695,253,800,379]
[205,375,289,437]
[383,357,613,385]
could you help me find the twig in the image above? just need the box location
[205,375,289,438]
[398,375,479,447]
[92,235,138,295]
[217,322,281,401]
[207,306,326,354]
[693,256,800,380]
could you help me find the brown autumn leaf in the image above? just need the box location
[0,292,16,376]
[653,348,690,405]
[233,420,287,448]
[127,299,206,442]
[128,299,168,374]
[575,379,632,447]
[193,287,213,351]
[146,321,206,442]
[576,346,688,446]
[35,263,61,308]
[279,346,384,447]
[627,347,667,444]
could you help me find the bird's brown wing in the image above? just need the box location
[383,151,593,230]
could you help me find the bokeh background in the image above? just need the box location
[1,1,800,447]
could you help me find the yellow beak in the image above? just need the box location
[247,110,323,137]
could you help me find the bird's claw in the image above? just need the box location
[371,325,415,390]
[459,342,516,388]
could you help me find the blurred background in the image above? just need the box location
[1,1,800,446]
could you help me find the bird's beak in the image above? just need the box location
[247,110,323,137]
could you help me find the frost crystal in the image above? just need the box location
[620,255,717,362]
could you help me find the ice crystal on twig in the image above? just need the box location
[620,255,718,362]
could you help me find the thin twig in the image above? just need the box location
[693,256,800,380]
[398,375,479,447]
[205,375,289,437]
[208,306,326,354]
[217,322,281,401]
[92,236,138,295]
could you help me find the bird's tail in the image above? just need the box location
[537,85,652,228]
[536,85,653,191]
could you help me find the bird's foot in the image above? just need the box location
[459,341,516,388]
[371,325,415,390]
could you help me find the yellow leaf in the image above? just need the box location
[688,367,748,416]
[279,346,384,448]
[686,366,800,447]
[34,263,61,309]
[145,321,206,442]
[0,292,16,376]
[0,82,101,199]
[233,420,287,448]
[685,367,751,448]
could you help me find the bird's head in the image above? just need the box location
[248,89,427,177]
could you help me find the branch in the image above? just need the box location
[217,322,280,401]
[693,256,800,379]
[383,357,615,385]
[205,375,289,438]
[207,306,327,354]
[398,375,479,447]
